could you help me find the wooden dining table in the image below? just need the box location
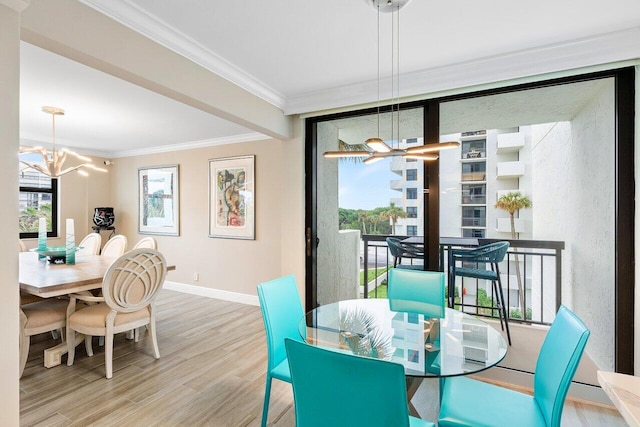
[19,251,175,368]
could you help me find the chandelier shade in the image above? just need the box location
[19,106,107,178]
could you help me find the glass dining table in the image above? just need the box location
[299,298,508,420]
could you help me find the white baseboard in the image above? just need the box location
[163,281,259,306]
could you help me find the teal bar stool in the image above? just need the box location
[257,274,305,427]
[387,237,425,270]
[285,338,434,427]
[449,241,511,345]
[387,269,445,317]
[438,305,590,427]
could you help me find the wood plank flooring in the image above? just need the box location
[20,290,625,426]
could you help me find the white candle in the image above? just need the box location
[38,218,46,234]
[66,218,74,236]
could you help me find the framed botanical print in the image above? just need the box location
[138,165,180,236]
[209,155,255,239]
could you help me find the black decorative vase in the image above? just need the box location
[93,207,115,227]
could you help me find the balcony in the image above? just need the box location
[497,132,525,153]
[390,179,403,191]
[496,161,524,179]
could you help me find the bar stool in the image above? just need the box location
[449,241,511,345]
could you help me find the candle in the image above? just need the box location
[65,218,75,265]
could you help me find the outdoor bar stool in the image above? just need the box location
[387,237,425,270]
[449,241,511,345]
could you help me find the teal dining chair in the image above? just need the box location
[257,274,305,427]
[438,305,590,427]
[285,338,434,427]
[387,269,445,317]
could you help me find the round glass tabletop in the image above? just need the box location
[299,298,508,378]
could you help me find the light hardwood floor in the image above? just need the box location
[20,290,626,426]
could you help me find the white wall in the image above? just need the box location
[531,80,616,371]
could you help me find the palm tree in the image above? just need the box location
[380,203,406,235]
[495,192,532,318]
[336,139,370,164]
[357,210,368,235]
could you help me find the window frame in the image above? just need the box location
[19,177,58,239]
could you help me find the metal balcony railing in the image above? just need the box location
[361,235,564,325]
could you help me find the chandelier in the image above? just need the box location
[324,0,458,162]
[19,106,107,178]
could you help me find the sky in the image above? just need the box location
[338,158,398,210]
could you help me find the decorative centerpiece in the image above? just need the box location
[31,246,82,264]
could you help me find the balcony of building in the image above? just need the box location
[496,161,525,179]
[497,132,525,153]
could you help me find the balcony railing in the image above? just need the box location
[362,235,564,325]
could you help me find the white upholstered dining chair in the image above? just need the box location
[66,248,167,379]
[20,299,68,377]
[75,233,102,256]
[132,236,157,250]
[100,234,127,257]
[18,239,27,252]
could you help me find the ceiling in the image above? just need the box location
[19,0,640,156]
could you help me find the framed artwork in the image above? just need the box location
[138,165,180,236]
[209,155,255,239]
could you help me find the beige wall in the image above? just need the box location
[0,4,22,425]
[110,136,304,299]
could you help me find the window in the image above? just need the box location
[405,158,417,163]
[461,139,486,159]
[407,225,417,236]
[406,137,418,144]
[406,188,418,199]
[461,206,486,227]
[461,162,486,181]
[19,168,58,238]
[462,228,485,238]
[461,184,486,204]
[406,169,417,181]
[406,207,417,218]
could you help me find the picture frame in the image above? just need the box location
[209,155,255,240]
[138,164,180,236]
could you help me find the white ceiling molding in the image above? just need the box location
[0,0,30,13]
[109,132,270,158]
[285,26,640,115]
[79,0,286,110]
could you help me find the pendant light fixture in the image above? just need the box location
[323,0,459,161]
[19,106,107,178]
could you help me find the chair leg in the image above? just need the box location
[67,329,76,366]
[491,281,505,331]
[495,275,511,346]
[261,374,273,427]
[105,332,114,379]
[19,311,29,379]
[149,318,160,359]
[85,335,94,357]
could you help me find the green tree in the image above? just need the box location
[336,139,370,164]
[495,192,532,318]
[379,203,406,235]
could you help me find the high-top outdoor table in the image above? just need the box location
[300,298,508,421]
[19,251,175,367]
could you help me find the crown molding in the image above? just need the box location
[285,26,640,115]
[79,0,286,109]
[110,132,269,158]
[0,0,29,13]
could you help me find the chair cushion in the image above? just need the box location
[454,267,498,281]
[397,264,425,270]
[439,376,545,427]
[69,303,150,329]
[270,358,291,382]
[22,299,67,330]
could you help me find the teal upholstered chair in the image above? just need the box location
[438,305,590,427]
[449,241,511,345]
[387,237,424,270]
[285,338,434,427]
[257,274,305,427]
[388,269,445,317]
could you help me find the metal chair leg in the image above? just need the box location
[494,269,511,345]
